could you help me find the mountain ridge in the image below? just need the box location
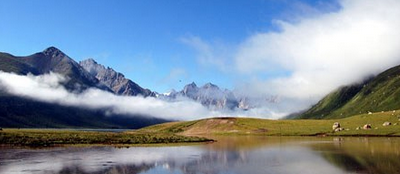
[159,82,250,110]
[79,58,154,97]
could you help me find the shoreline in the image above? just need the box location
[0,129,213,147]
[2,128,400,148]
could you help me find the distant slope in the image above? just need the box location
[298,64,400,119]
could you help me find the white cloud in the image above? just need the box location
[0,71,210,120]
[235,0,400,100]
[178,0,400,116]
[180,35,233,72]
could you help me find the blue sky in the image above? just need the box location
[0,0,340,93]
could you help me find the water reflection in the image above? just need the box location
[0,137,399,174]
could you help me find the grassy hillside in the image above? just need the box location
[299,64,400,119]
[138,111,400,136]
[298,84,364,119]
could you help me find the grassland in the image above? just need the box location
[137,110,400,136]
[1,110,399,147]
[0,129,212,147]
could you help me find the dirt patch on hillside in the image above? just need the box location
[180,117,238,135]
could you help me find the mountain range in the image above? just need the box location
[77,53,258,110]
[0,46,257,128]
[0,47,166,128]
[158,82,241,110]
[77,53,265,111]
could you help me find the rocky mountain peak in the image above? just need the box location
[42,46,66,58]
[188,82,197,87]
[183,82,199,96]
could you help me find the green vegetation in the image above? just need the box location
[1,110,399,147]
[0,129,212,147]
[138,111,400,136]
[299,64,400,119]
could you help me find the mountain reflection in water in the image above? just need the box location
[0,136,399,174]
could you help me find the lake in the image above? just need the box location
[0,136,399,174]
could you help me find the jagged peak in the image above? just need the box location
[182,82,198,95]
[42,46,66,57]
[187,82,197,87]
[203,82,219,89]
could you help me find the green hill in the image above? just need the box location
[298,64,400,119]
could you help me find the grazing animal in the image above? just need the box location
[363,124,372,130]
[332,122,340,130]
[383,122,392,126]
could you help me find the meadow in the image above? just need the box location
[1,110,399,147]
[0,129,211,147]
[138,110,400,136]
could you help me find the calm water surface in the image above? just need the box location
[0,136,399,174]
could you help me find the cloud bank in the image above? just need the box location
[0,71,211,120]
[0,71,291,120]
[184,0,400,115]
[236,0,400,99]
